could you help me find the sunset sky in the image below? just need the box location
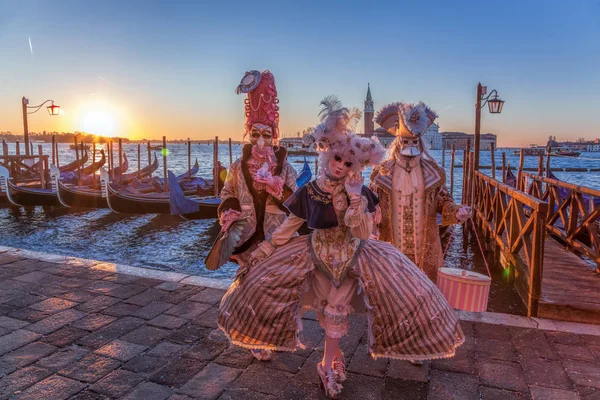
[1,0,599,146]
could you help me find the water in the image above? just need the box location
[1,144,598,314]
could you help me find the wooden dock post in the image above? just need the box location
[450,144,455,197]
[16,141,20,156]
[228,138,233,166]
[147,141,151,168]
[188,138,191,178]
[137,143,141,179]
[490,142,496,180]
[545,146,551,178]
[163,136,168,192]
[51,136,56,166]
[537,155,543,176]
[74,136,81,187]
[441,140,446,167]
[213,136,219,197]
[30,142,34,156]
[110,140,115,180]
[92,142,96,186]
[501,152,506,183]
[38,145,45,189]
[118,138,124,188]
[54,139,60,168]
[517,149,525,191]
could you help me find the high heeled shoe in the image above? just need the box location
[250,349,272,361]
[317,362,342,399]
[332,353,346,382]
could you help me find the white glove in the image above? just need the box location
[456,206,472,222]
[344,173,363,196]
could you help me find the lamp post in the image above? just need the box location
[22,97,60,156]
[473,83,504,171]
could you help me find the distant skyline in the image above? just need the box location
[1,0,599,146]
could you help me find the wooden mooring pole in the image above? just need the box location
[228,138,233,166]
[38,145,45,189]
[490,142,496,180]
[450,144,455,197]
[213,136,219,197]
[501,152,507,183]
[119,138,124,188]
[188,138,191,178]
[147,141,151,168]
[51,136,56,166]
[92,142,96,186]
[137,144,141,179]
[163,136,168,192]
[74,136,81,187]
[517,149,525,191]
[110,140,115,180]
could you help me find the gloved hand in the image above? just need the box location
[456,206,472,222]
[344,173,363,197]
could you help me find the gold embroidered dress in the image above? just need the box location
[218,176,464,361]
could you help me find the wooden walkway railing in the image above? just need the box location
[472,170,548,317]
[520,172,600,270]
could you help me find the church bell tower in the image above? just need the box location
[364,83,374,135]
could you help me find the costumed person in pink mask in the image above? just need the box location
[370,101,471,284]
[205,70,298,361]
[218,97,464,399]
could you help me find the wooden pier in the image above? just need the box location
[467,149,600,324]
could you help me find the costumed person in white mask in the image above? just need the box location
[370,101,471,283]
[205,70,298,361]
[218,97,464,399]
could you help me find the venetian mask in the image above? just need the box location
[250,123,273,148]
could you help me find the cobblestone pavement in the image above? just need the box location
[0,251,598,399]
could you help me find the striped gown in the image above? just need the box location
[218,232,465,361]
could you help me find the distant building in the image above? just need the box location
[546,135,600,152]
[441,132,497,150]
[422,123,442,150]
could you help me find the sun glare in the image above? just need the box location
[81,109,118,137]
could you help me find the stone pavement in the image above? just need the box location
[0,250,599,399]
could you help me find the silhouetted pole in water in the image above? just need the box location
[490,142,496,180]
[188,138,191,178]
[137,144,141,179]
[92,142,96,186]
[228,138,233,166]
[450,144,455,197]
[38,145,45,189]
[147,141,151,169]
[119,138,123,188]
[74,136,81,187]
[517,149,524,191]
[51,135,56,166]
[501,152,506,183]
[213,136,219,197]
[163,136,168,192]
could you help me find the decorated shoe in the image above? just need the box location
[410,359,424,366]
[317,362,342,399]
[332,353,347,382]
[250,349,272,361]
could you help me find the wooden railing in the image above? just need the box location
[521,172,600,270]
[472,171,548,317]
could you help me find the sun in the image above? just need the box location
[81,109,118,137]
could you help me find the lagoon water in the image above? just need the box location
[1,143,599,314]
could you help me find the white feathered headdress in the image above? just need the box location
[304,96,385,173]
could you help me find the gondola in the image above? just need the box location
[0,166,61,207]
[168,158,313,220]
[59,151,89,172]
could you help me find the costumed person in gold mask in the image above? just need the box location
[205,70,298,361]
[370,102,471,283]
[217,97,464,399]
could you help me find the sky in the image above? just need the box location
[1,0,599,146]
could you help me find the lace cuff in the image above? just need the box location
[257,240,277,258]
[266,176,284,199]
[219,209,241,227]
[344,195,369,228]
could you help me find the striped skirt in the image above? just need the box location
[218,235,464,361]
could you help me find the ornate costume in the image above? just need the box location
[211,70,298,267]
[370,102,471,282]
[218,97,464,398]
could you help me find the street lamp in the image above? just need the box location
[474,83,504,171]
[22,97,60,155]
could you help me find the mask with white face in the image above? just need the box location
[400,137,421,157]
